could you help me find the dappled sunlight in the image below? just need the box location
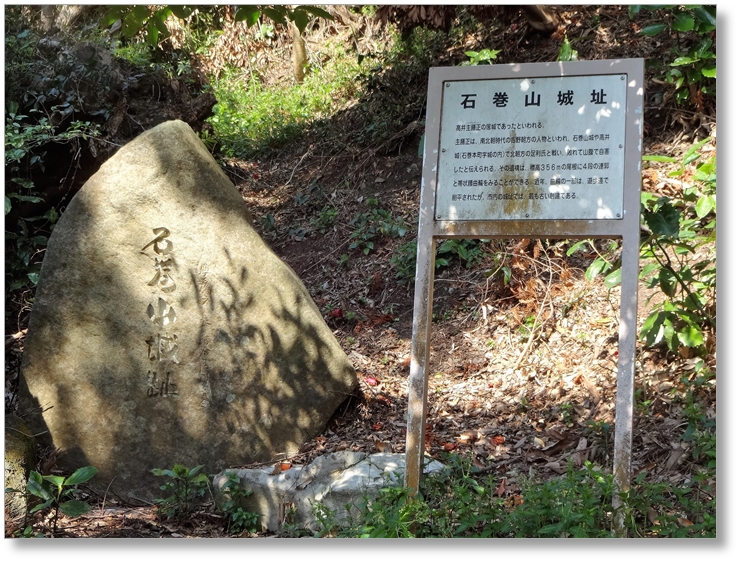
[19,121,356,504]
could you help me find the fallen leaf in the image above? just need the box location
[677,517,693,527]
[546,428,566,441]
[664,447,686,472]
[443,442,457,451]
[458,430,478,442]
[542,437,578,456]
[504,494,524,510]
[648,507,660,525]
[369,313,394,327]
[496,477,507,497]
[491,435,505,445]
[544,461,565,474]
[371,422,383,430]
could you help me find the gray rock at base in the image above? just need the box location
[19,120,357,502]
[4,415,37,520]
[213,452,445,532]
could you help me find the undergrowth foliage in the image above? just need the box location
[217,472,261,534]
[632,5,716,108]
[300,452,714,538]
[349,198,408,256]
[151,464,211,520]
[584,136,716,356]
[4,10,103,296]
[12,466,98,537]
[639,138,716,355]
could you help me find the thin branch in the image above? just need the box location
[513,246,555,370]
[651,237,715,328]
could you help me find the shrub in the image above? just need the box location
[151,464,211,519]
[22,466,98,537]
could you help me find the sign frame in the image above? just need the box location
[404,59,644,534]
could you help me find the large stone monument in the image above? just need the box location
[19,120,357,502]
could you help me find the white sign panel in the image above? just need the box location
[436,74,628,221]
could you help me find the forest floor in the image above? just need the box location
[4,5,716,539]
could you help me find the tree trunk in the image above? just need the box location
[520,5,560,34]
[39,5,93,33]
[291,22,308,83]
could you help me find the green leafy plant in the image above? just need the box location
[460,48,501,66]
[516,314,539,342]
[416,453,501,537]
[217,473,261,534]
[436,239,487,269]
[209,42,362,158]
[392,239,490,281]
[499,462,614,538]
[100,5,349,159]
[12,525,46,538]
[349,486,421,538]
[584,420,612,461]
[299,443,715,538]
[4,103,100,291]
[262,213,276,232]
[151,464,211,519]
[566,239,622,288]
[559,402,574,425]
[349,203,408,255]
[24,466,98,537]
[624,466,715,538]
[632,5,716,106]
[576,138,715,355]
[310,205,338,234]
[390,240,418,280]
[101,5,334,47]
[312,475,424,538]
[638,138,715,354]
[557,34,578,61]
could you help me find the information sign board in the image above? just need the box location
[437,74,628,221]
[405,59,644,535]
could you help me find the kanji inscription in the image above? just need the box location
[142,227,180,397]
[436,74,628,221]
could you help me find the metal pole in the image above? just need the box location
[404,234,436,493]
[611,221,640,535]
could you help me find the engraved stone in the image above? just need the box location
[19,120,357,501]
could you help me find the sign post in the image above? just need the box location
[405,59,643,535]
